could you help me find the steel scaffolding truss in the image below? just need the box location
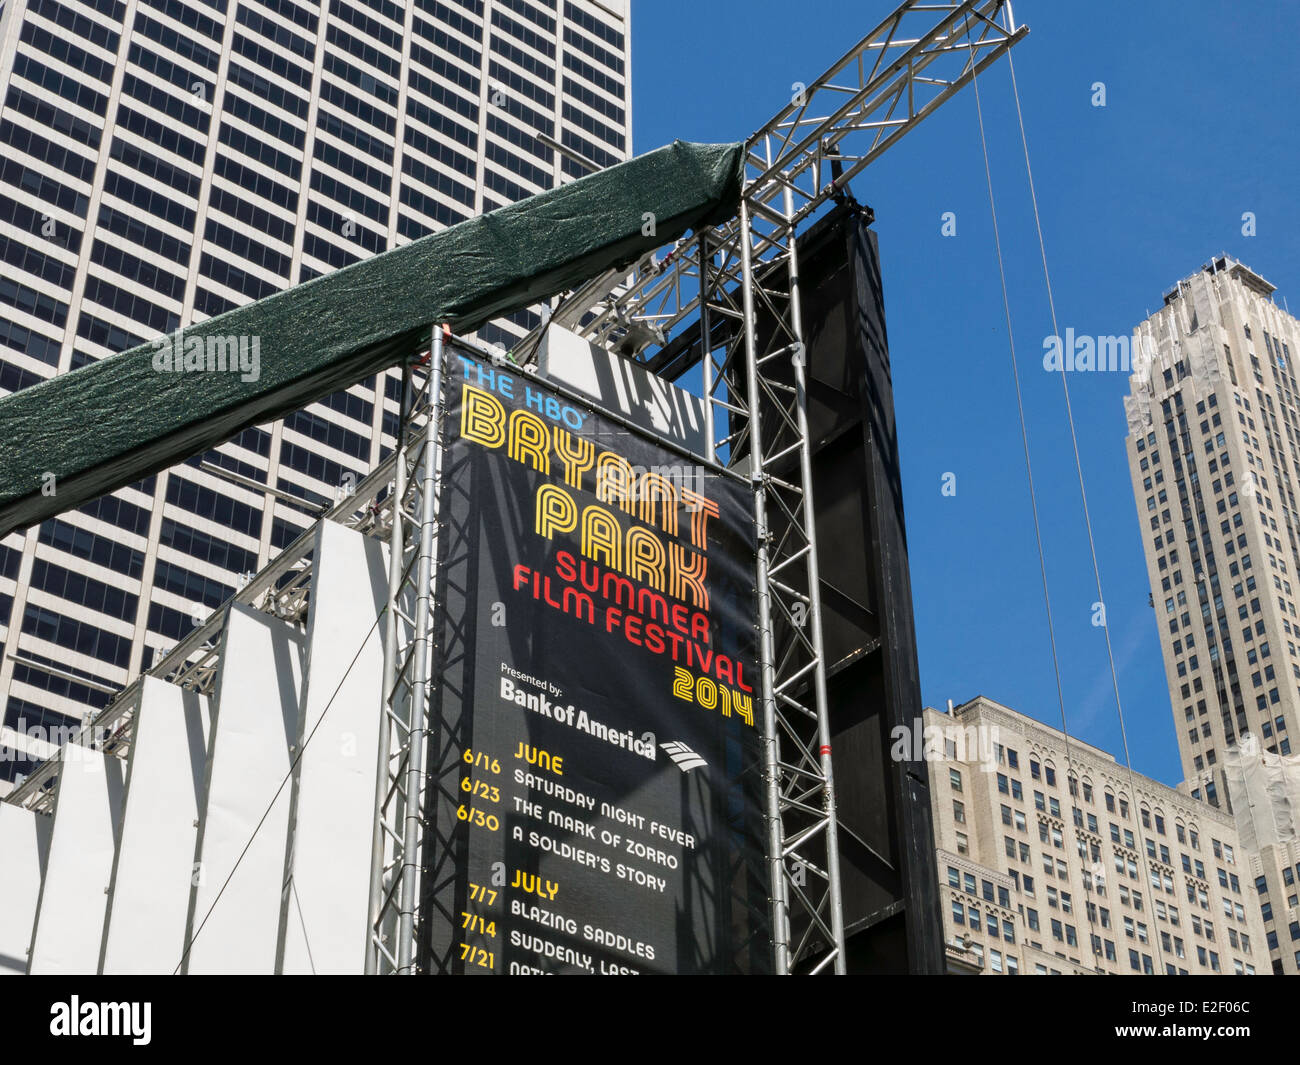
[365,330,445,975]
[6,0,1028,977]
[536,0,1028,975]
[3,424,424,814]
[539,1,1027,368]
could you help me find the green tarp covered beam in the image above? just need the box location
[0,140,744,538]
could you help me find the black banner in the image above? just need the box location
[420,354,770,974]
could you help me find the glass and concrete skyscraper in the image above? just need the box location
[1124,255,1300,974]
[0,0,632,794]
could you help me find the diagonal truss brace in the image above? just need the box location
[536,1,1026,367]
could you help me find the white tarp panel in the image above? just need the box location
[0,804,50,975]
[27,745,123,974]
[1224,748,1300,851]
[278,521,389,974]
[100,677,212,974]
[184,604,303,974]
[537,324,709,455]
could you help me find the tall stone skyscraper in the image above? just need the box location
[0,0,632,792]
[1124,254,1300,974]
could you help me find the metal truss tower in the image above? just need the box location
[541,0,1028,974]
[7,0,1028,977]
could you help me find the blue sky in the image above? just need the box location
[631,0,1300,786]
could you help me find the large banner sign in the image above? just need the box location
[421,354,770,974]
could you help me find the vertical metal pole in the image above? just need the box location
[396,326,446,974]
[698,232,716,464]
[366,361,413,974]
[782,182,847,973]
[739,199,791,974]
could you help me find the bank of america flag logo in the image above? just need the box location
[660,741,707,773]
